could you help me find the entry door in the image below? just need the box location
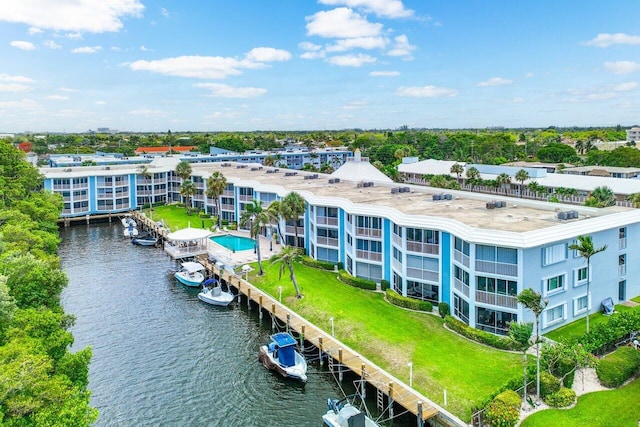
[618,280,626,301]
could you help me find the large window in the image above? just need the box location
[476,245,517,276]
[476,307,516,336]
[406,228,439,244]
[406,280,439,303]
[356,216,381,229]
[393,272,402,294]
[356,239,382,252]
[546,274,565,294]
[545,304,565,326]
[543,243,567,266]
[453,294,469,324]
[454,237,470,256]
[477,277,517,296]
[317,247,339,263]
[574,266,588,287]
[406,255,439,281]
[573,295,589,315]
[355,262,382,282]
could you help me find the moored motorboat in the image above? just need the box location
[197,278,234,306]
[322,395,380,427]
[258,332,307,382]
[174,261,206,287]
[121,215,137,228]
[131,234,158,246]
[123,225,139,238]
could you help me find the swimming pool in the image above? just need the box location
[210,234,256,252]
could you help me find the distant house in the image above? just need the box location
[626,127,640,142]
[134,146,197,156]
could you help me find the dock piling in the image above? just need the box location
[338,348,343,382]
[318,337,324,367]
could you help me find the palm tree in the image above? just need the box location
[586,186,616,207]
[270,245,302,298]
[496,173,512,195]
[527,181,545,200]
[239,199,269,275]
[517,288,548,405]
[175,160,192,182]
[568,235,607,334]
[205,171,227,228]
[515,169,530,198]
[508,321,533,408]
[450,163,464,184]
[266,200,284,243]
[282,191,306,249]
[626,192,640,208]
[179,179,196,213]
[465,166,480,191]
[140,166,152,209]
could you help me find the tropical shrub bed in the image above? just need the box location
[545,387,576,408]
[485,390,521,427]
[569,310,640,355]
[337,270,377,290]
[596,346,640,388]
[445,316,519,350]
[385,289,433,312]
[300,256,336,271]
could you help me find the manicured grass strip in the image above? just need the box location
[520,376,640,427]
[250,261,521,421]
[142,205,215,231]
[545,303,640,343]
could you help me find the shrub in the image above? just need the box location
[338,271,377,290]
[380,279,390,291]
[438,302,450,318]
[300,256,335,271]
[485,390,520,427]
[555,357,575,388]
[445,316,519,351]
[596,346,640,388]
[385,290,432,312]
[569,310,640,355]
[539,371,561,398]
[337,262,344,270]
[544,387,576,408]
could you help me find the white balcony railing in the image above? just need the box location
[316,216,339,226]
[475,260,518,277]
[316,236,339,247]
[475,291,518,309]
[406,241,439,255]
[355,227,382,239]
[453,250,470,268]
[356,250,382,262]
[453,278,470,297]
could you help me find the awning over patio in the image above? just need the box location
[166,227,212,242]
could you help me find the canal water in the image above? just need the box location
[60,223,407,427]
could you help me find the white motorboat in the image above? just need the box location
[131,234,158,246]
[322,396,380,427]
[121,215,137,228]
[258,332,307,382]
[198,279,234,306]
[174,261,206,287]
[123,225,139,238]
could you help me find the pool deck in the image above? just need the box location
[206,229,283,270]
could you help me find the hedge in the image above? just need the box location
[539,371,561,398]
[569,310,640,355]
[544,387,576,408]
[337,270,377,290]
[445,315,519,351]
[438,302,450,318]
[300,256,336,271]
[596,345,640,388]
[385,289,432,312]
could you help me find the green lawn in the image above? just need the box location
[521,376,640,427]
[545,296,640,343]
[141,205,215,231]
[249,261,521,421]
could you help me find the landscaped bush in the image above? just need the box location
[198,211,209,218]
[445,316,519,351]
[485,390,520,427]
[337,270,377,290]
[570,310,640,355]
[539,371,561,398]
[380,279,390,291]
[596,346,640,388]
[300,256,336,271]
[438,302,450,318]
[544,387,576,408]
[385,289,432,312]
[555,357,576,388]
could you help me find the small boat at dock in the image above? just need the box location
[322,395,380,427]
[131,233,159,246]
[174,261,206,287]
[198,279,234,306]
[258,332,307,382]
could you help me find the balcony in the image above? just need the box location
[316,216,338,226]
[239,194,253,201]
[475,260,518,277]
[356,250,382,262]
[475,291,517,309]
[285,225,304,234]
[53,184,71,190]
[220,203,234,211]
[316,236,339,247]
[453,278,470,297]
[392,234,402,246]
[453,250,470,268]
[223,190,234,197]
[355,227,382,239]
[406,241,439,255]
[619,238,627,250]
[406,267,439,282]
[392,258,402,271]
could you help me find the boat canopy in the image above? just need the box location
[202,278,217,286]
[181,262,206,273]
[271,332,297,367]
[167,227,212,242]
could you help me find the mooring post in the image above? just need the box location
[286,313,291,334]
[338,348,343,382]
[259,296,263,320]
[108,212,112,223]
[361,364,367,399]
[300,325,305,351]
[247,288,251,309]
[318,337,324,367]
[388,382,394,418]
[85,214,90,225]
[271,303,276,330]
[417,401,423,427]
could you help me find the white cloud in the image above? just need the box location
[58,87,78,92]
[195,83,267,98]
[386,34,415,58]
[587,92,616,100]
[140,45,151,51]
[203,110,243,120]
[95,100,107,105]
[306,8,383,39]
[128,109,170,117]
[511,97,525,104]
[341,100,368,110]
[72,46,102,54]
[326,36,388,52]
[46,94,69,100]
[298,42,322,51]
[369,70,399,77]
[0,0,144,33]
[613,82,638,92]
[0,83,32,92]
[477,77,513,87]
[245,47,291,62]
[585,33,640,48]
[160,7,170,17]
[525,72,534,78]
[28,27,42,35]
[396,85,458,97]
[10,40,36,50]
[66,32,83,40]
[604,61,640,74]
[318,0,414,18]
[301,51,326,60]
[0,74,33,83]
[0,98,40,110]
[326,53,377,67]
[130,55,245,79]
[44,40,62,49]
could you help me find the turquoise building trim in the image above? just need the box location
[441,232,451,305]
[383,218,391,282]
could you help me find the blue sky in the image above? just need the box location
[0,0,639,133]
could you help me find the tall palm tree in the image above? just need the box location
[515,169,530,198]
[140,166,152,209]
[266,200,284,243]
[465,166,480,191]
[508,321,533,408]
[179,179,196,214]
[239,199,269,275]
[496,173,512,195]
[450,163,464,184]
[175,160,192,182]
[517,288,548,405]
[270,245,302,298]
[205,171,227,228]
[282,191,306,249]
[568,235,607,334]
[626,192,640,208]
[586,186,616,207]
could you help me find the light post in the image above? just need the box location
[329,317,335,337]
[408,362,413,387]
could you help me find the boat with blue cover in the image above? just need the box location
[198,278,234,306]
[258,332,307,382]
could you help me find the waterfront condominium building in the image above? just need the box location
[42,157,640,336]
